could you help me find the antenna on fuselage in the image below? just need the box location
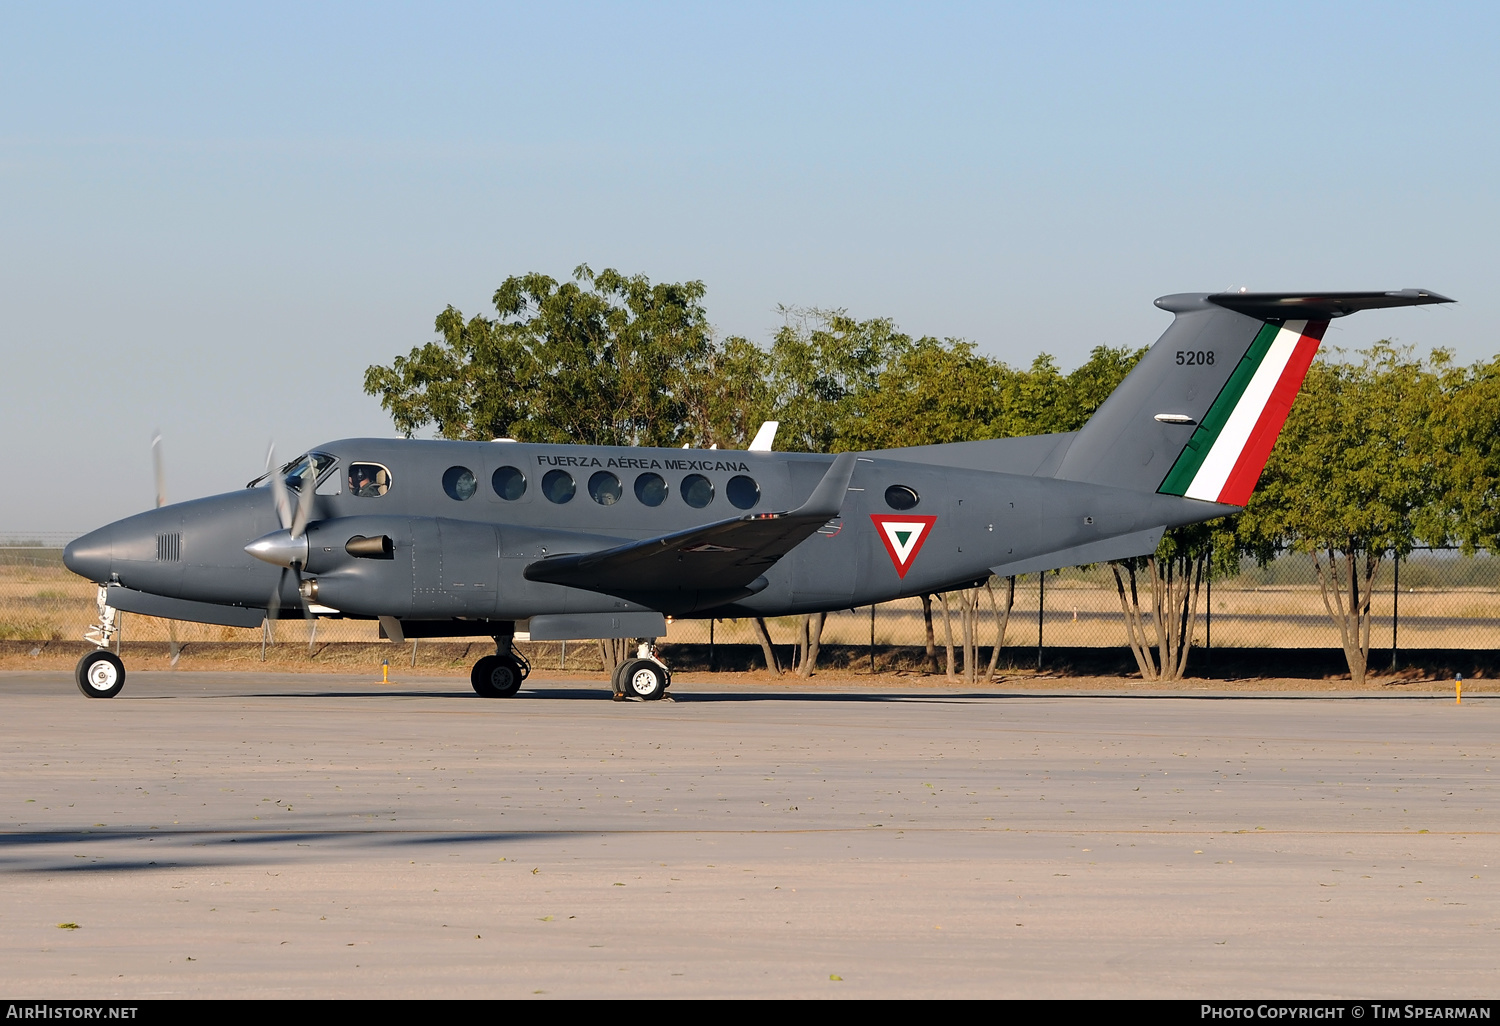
[748,421,779,452]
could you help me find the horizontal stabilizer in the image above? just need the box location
[989,526,1164,578]
[1204,289,1452,320]
[524,453,857,608]
[104,586,268,628]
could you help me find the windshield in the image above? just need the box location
[247,452,337,491]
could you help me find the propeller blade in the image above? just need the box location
[267,567,287,624]
[290,469,316,538]
[151,431,167,509]
[266,443,292,530]
[152,431,180,665]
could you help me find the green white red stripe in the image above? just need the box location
[1158,318,1328,505]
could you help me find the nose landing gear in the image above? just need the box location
[471,634,531,698]
[77,587,125,698]
[611,639,671,701]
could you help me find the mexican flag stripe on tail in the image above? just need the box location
[1157,318,1329,506]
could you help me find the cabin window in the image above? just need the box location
[349,463,391,498]
[885,484,920,510]
[726,475,760,510]
[634,472,667,506]
[492,465,526,500]
[589,471,623,506]
[681,474,714,509]
[443,466,478,501]
[542,469,576,504]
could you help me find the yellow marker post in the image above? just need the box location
[382,659,390,685]
[1456,673,1462,705]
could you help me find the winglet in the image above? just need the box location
[789,453,858,520]
[748,421,780,452]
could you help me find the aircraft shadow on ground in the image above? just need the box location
[0,826,555,874]
[174,686,1484,704]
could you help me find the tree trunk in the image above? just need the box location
[750,617,782,674]
[1311,545,1379,685]
[985,576,1015,680]
[920,594,939,674]
[1111,553,1208,682]
[598,637,631,671]
[797,611,827,677]
[939,592,956,680]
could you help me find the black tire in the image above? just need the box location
[471,654,523,698]
[76,650,125,699]
[623,659,667,701]
[611,658,630,695]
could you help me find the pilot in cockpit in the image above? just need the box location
[350,464,389,498]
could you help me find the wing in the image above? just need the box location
[523,453,858,613]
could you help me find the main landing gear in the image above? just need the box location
[76,587,125,698]
[611,640,671,701]
[471,634,531,698]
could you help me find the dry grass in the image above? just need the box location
[6,556,1500,653]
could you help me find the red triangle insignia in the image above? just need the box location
[870,514,937,579]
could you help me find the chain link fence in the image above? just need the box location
[4,541,1497,670]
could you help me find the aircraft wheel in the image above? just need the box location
[471,655,523,698]
[611,659,630,695]
[623,659,667,701]
[76,650,125,699]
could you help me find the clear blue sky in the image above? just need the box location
[3,1,1495,531]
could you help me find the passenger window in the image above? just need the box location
[885,485,920,510]
[726,475,760,510]
[589,471,622,505]
[634,472,667,507]
[681,474,714,509]
[349,463,392,498]
[443,466,478,501]
[542,469,576,504]
[492,465,526,500]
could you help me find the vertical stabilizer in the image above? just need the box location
[1052,290,1451,504]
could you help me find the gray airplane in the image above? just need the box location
[63,289,1451,700]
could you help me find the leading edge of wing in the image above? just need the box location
[522,453,858,602]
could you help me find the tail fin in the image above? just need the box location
[1052,290,1452,504]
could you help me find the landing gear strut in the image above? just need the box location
[611,639,670,701]
[76,586,125,698]
[472,633,530,698]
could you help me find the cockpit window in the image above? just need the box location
[349,462,392,498]
[283,453,337,492]
[248,452,337,491]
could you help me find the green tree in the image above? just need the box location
[1431,354,1500,554]
[364,265,714,446]
[362,305,530,440]
[1238,344,1448,684]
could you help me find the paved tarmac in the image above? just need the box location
[1,670,1496,999]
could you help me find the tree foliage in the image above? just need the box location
[1237,344,1451,683]
[365,265,714,447]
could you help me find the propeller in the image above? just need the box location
[152,431,181,667]
[251,443,319,654]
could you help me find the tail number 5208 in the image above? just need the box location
[1176,351,1214,365]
